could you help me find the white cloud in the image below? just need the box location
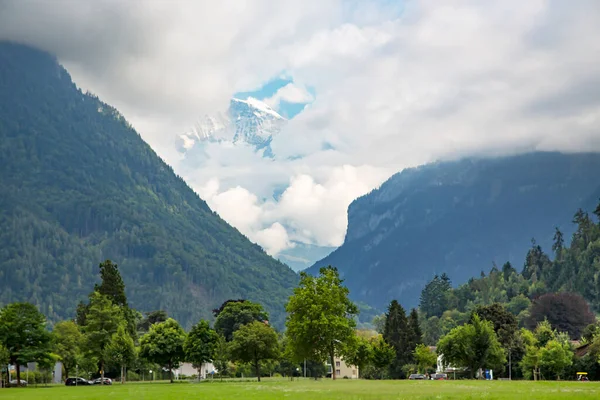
[264,83,314,110]
[254,223,293,257]
[274,165,391,246]
[2,0,600,266]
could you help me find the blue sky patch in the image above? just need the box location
[234,75,314,119]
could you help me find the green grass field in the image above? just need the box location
[1,379,599,399]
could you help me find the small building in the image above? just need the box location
[8,362,63,384]
[326,357,359,379]
[173,362,217,380]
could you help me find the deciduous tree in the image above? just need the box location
[371,314,386,334]
[52,320,83,379]
[534,319,555,348]
[137,310,168,333]
[0,344,9,387]
[437,315,506,378]
[285,266,358,380]
[526,292,595,339]
[0,303,52,386]
[83,292,124,382]
[184,320,219,374]
[139,318,186,383]
[540,339,573,380]
[472,304,518,347]
[345,336,372,378]
[214,300,268,342]
[371,337,395,379]
[229,321,279,382]
[105,324,136,384]
[212,334,230,379]
[413,344,437,374]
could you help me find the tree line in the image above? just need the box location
[409,200,600,380]
[0,261,433,387]
[2,198,600,386]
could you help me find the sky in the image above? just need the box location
[1,0,600,269]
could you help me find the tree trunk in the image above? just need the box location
[16,363,21,387]
[64,367,69,380]
[101,360,105,382]
[169,361,173,383]
[330,349,336,380]
[121,365,124,384]
[255,359,261,382]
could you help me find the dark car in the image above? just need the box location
[93,377,112,385]
[408,374,426,380]
[432,373,448,380]
[65,377,93,386]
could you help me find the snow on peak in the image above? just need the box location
[177,97,287,157]
[232,97,285,120]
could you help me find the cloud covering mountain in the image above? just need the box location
[2,0,599,268]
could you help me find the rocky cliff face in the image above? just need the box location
[308,152,600,310]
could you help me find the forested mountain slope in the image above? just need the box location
[0,42,297,328]
[417,200,600,344]
[308,152,600,311]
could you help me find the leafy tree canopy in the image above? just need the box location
[526,292,595,339]
[214,300,268,342]
[345,335,373,375]
[539,339,573,380]
[105,324,136,384]
[472,303,519,349]
[413,343,437,374]
[371,337,395,379]
[285,266,358,380]
[52,320,83,379]
[139,318,186,383]
[82,291,125,380]
[0,302,52,385]
[229,321,279,382]
[437,314,506,378]
[137,310,168,333]
[184,320,219,370]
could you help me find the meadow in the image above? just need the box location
[1,379,600,400]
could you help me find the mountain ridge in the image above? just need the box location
[0,41,298,329]
[308,152,600,311]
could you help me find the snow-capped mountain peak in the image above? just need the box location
[177,97,286,156]
[232,97,284,120]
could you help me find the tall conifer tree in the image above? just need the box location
[383,300,410,378]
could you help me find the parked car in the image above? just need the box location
[93,377,112,385]
[408,374,426,380]
[432,373,448,380]
[65,377,93,386]
[10,379,28,386]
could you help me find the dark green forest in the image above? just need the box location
[0,42,298,329]
[419,201,600,345]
